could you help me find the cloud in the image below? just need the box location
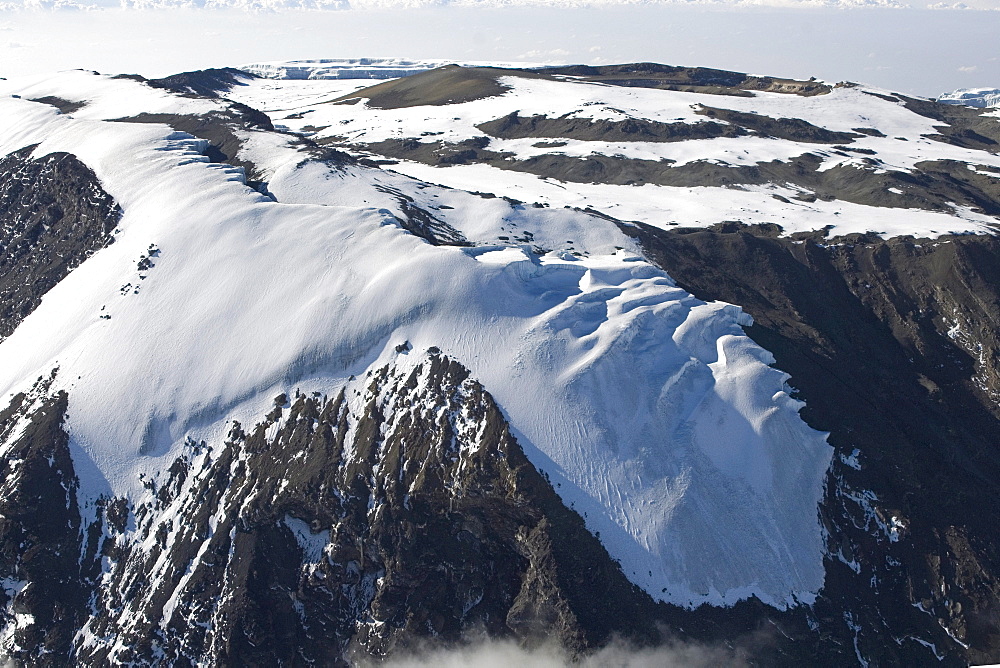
[358,635,747,668]
[517,48,572,61]
[958,64,978,72]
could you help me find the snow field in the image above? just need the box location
[0,70,834,610]
[226,74,1000,238]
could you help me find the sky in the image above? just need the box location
[0,5,997,96]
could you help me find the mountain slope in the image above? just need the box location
[634,223,1000,665]
[0,63,998,665]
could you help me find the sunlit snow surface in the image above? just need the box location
[229,74,1000,238]
[939,87,1000,109]
[0,70,839,610]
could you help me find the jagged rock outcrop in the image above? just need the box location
[0,353,703,665]
[145,68,258,99]
[0,146,120,338]
[0,371,93,665]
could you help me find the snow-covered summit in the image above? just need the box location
[3,61,1000,666]
[1,57,999,630]
[0,68,835,612]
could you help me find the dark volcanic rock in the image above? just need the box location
[693,105,863,144]
[358,138,1000,215]
[116,105,275,187]
[39,351,714,665]
[536,63,832,97]
[373,182,470,246]
[117,103,354,194]
[0,371,91,665]
[477,111,747,143]
[331,65,549,109]
[0,353,824,666]
[335,63,830,112]
[146,67,258,99]
[898,95,1000,154]
[27,96,86,114]
[0,146,121,338]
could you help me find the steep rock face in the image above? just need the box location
[631,223,1000,665]
[0,371,92,666]
[0,146,120,338]
[0,352,672,665]
[115,104,276,187]
[117,101,354,195]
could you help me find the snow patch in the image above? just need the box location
[283,515,331,563]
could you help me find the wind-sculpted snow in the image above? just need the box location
[0,69,832,610]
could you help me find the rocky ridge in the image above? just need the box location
[0,146,121,339]
[0,352,766,666]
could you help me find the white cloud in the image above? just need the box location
[518,47,571,60]
[362,636,747,668]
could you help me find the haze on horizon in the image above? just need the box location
[0,4,997,99]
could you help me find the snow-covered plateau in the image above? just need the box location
[229,65,1000,239]
[0,67,839,611]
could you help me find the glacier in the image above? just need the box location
[240,58,549,80]
[939,87,1000,108]
[0,69,835,610]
